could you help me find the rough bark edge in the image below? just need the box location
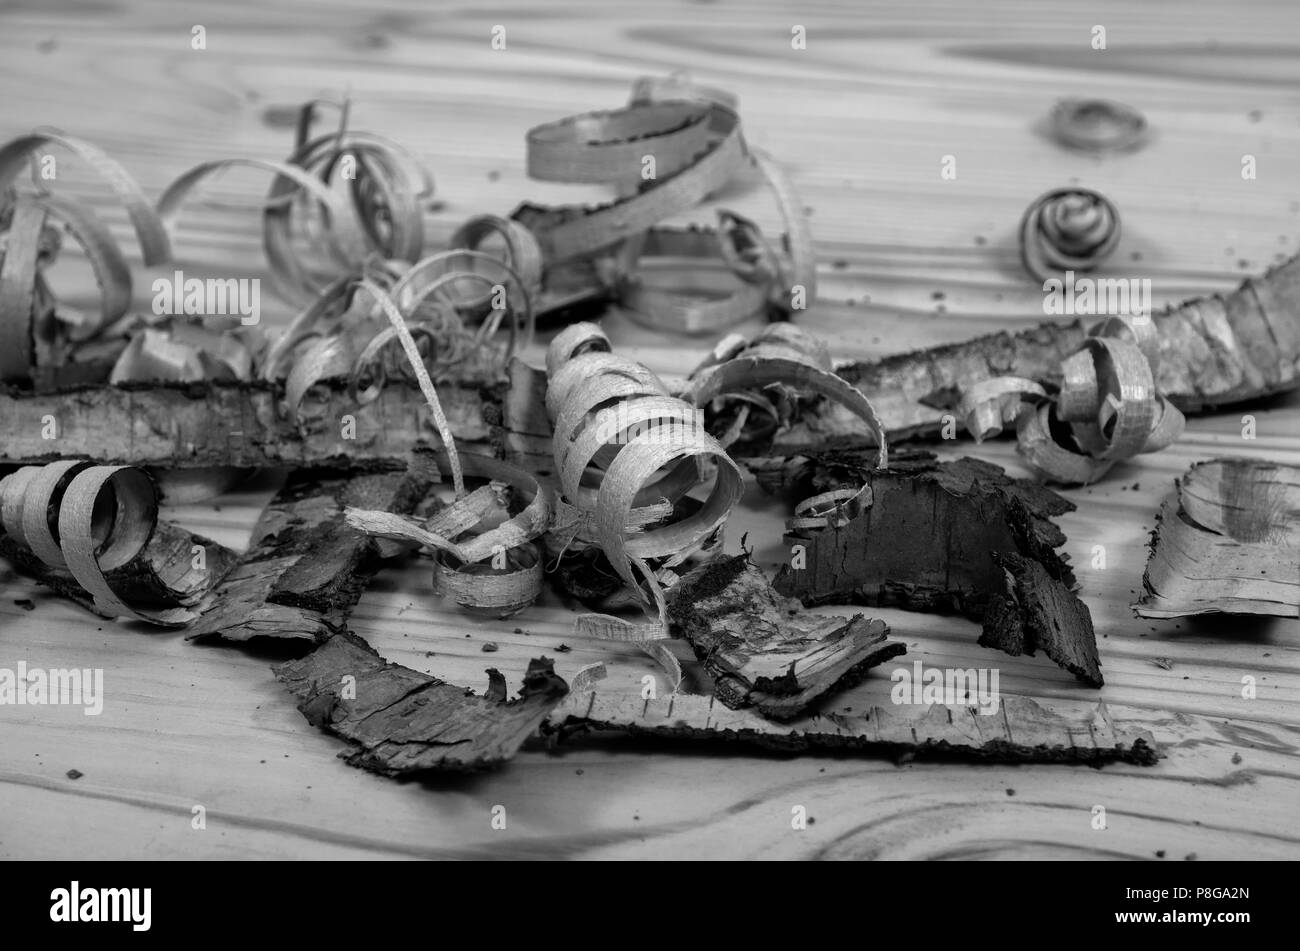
[546,691,1158,765]
[770,451,1101,685]
[275,630,570,775]
[793,254,1300,445]
[981,553,1103,687]
[0,377,498,469]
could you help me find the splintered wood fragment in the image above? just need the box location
[275,630,570,774]
[1135,458,1300,618]
[0,378,496,468]
[548,692,1157,765]
[187,465,434,644]
[668,555,906,720]
[787,254,1300,445]
[771,450,1102,685]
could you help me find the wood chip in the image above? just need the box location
[668,554,905,721]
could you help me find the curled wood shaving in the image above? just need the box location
[155,99,533,414]
[0,197,48,383]
[0,462,229,625]
[693,324,879,443]
[547,322,745,590]
[690,323,888,521]
[158,157,354,304]
[0,130,171,384]
[385,247,535,357]
[345,451,553,618]
[514,78,813,333]
[159,100,433,306]
[266,253,532,436]
[545,321,746,682]
[1049,98,1148,154]
[1019,187,1121,283]
[449,214,542,290]
[0,130,171,265]
[352,278,465,493]
[961,314,1185,484]
[801,253,1299,448]
[8,195,129,347]
[956,376,1047,441]
[284,99,433,264]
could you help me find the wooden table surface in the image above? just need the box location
[1,0,1298,860]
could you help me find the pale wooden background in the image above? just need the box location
[1,0,1298,860]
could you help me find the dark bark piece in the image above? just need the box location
[774,254,1300,448]
[269,519,371,611]
[275,630,570,774]
[668,554,906,720]
[547,691,1157,765]
[981,553,1102,686]
[771,450,1102,685]
[0,521,236,618]
[187,465,434,644]
[1135,458,1300,618]
[0,377,497,469]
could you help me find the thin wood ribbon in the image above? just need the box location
[514,78,815,334]
[0,130,172,384]
[689,324,889,529]
[0,462,207,625]
[961,314,1185,484]
[345,452,553,618]
[546,322,745,686]
[1020,187,1121,283]
[160,100,434,306]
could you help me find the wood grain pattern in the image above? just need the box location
[1,0,1298,860]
